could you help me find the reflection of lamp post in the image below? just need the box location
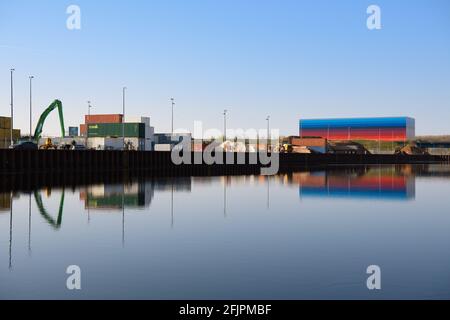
[122,190,125,247]
[28,193,32,254]
[171,179,174,228]
[9,192,13,270]
[224,177,227,218]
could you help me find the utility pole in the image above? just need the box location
[223,109,228,141]
[87,101,92,147]
[122,87,127,150]
[171,98,175,136]
[29,76,34,140]
[10,68,15,147]
[266,116,270,152]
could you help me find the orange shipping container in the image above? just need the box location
[85,114,123,124]
[290,137,327,147]
[80,124,86,136]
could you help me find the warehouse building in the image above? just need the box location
[299,117,415,142]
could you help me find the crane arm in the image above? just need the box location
[33,99,65,141]
[34,189,65,230]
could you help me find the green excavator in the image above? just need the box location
[17,99,66,150]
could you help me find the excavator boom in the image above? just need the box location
[33,99,65,142]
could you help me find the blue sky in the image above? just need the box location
[1,0,450,137]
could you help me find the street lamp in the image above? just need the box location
[87,101,93,144]
[171,98,175,136]
[10,68,15,147]
[29,76,34,141]
[122,87,127,150]
[223,109,228,141]
[266,116,270,152]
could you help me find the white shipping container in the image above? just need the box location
[125,116,150,127]
[87,137,123,150]
[154,144,172,152]
[125,137,145,151]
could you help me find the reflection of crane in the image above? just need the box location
[33,100,65,149]
[34,189,65,229]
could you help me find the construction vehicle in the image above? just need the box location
[40,137,58,150]
[13,100,65,150]
[34,100,65,149]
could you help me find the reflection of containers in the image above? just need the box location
[88,123,145,138]
[85,114,123,124]
[0,193,11,212]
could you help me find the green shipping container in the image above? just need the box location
[88,123,145,138]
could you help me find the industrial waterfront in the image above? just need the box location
[1,164,450,299]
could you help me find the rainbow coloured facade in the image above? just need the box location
[299,117,415,141]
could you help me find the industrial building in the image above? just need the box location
[299,117,415,142]
[80,114,155,151]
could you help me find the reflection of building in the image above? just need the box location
[79,178,192,212]
[299,117,415,141]
[80,182,155,211]
[297,168,415,200]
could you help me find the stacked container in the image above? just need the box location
[0,116,20,149]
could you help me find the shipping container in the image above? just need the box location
[87,137,123,150]
[0,128,20,139]
[290,137,327,148]
[85,114,123,124]
[0,117,12,129]
[125,116,150,127]
[87,123,145,138]
[69,127,79,137]
[125,137,145,151]
[154,144,172,152]
[80,124,87,136]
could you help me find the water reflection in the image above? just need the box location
[296,167,416,200]
[2,164,450,299]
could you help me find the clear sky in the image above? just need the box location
[1,0,450,137]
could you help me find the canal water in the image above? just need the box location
[1,165,450,299]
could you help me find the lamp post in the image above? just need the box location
[171,98,175,136]
[87,101,93,146]
[10,68,15,147]
[122,87,127,150]
[266,116,270,152]
[29,76,34,140]
[223,109,228,141]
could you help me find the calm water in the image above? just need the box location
[1,165,450,300]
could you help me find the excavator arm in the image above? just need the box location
[33,99,65,142]
[34,189,65,230]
